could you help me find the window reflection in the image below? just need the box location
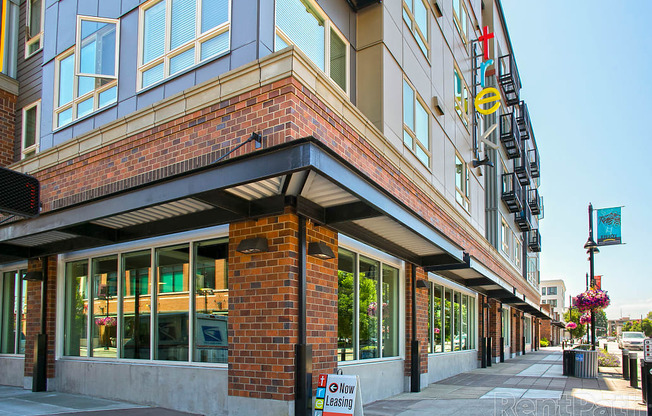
[381,264,398,358]
[92,256,118,357]
[64,260,88,356]
[193,239,228,363]
[337,249,355,362]
[122,250,151,359]
[359,256,379,360]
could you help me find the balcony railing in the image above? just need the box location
[498,54,521,106]
[528,188,541,216]
[515,101,532,140]
[501,172,523,213]
[515,203,532,231]
[500,113,522,159]
[528,229,541,252]
[528,148,540,178]
[514,153,531,186]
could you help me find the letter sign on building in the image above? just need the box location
[0,167,40,218]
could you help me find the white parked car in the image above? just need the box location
[618,331,645,350]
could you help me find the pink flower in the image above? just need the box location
[434,328,440,334]
[566,322,577,329]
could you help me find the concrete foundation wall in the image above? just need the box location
[339,359,404,404]
[56,360,227,415]
[0,356,24,386]
[426,350,477,384]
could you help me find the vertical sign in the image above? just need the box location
[596,207,622,246]
[593,275,601,290]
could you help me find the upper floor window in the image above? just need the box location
[22,101,40,159]
[452,0,468,46]
[514,236,521,268]
[541,287,545,296]
[26,0,44,57]
[455,153,470,211]
[453,65,469,127]
[547,286,557,296]
[138,0,231,90]
[403,79,430,167]
[402,0,429,58]
[54,17,119,129]
[500,216,509,254]
[275,0,348,93]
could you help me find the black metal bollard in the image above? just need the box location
[487,337,493,367]
[500,337,505,362]
[481,337,487,368]
[622,349,629,380]
[563,350,570,376]
[641,361,647,403]
[629,352,638,389]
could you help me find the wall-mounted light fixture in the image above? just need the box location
[23,271,43,281]
[236,237,268,254]
[472,155,494,168]
[307,241,335,260]
[416,280,429,289]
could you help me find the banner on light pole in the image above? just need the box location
[596,207,622,246]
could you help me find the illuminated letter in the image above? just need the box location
[477,26,495,61]
[480,59,494,88]
[475,88,501,115]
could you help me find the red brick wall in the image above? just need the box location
[227,210,338,401]
[404,265,428,379]
[488,299,501,358]
[24,256,57,379]
[0,89,16,166]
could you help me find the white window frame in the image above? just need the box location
[452,0,468,46]
[403,78,431,167]
[454,64,469,127]
[500,216,510,254]
[402,0,429,58]
[25,0,45,58]
[0,264,28,355]
[514,235,521,268]
[137,0,232,91]
[274,0,350,95]
[21,100,40,159]
[53,16,120,129]
[455,152,470,211]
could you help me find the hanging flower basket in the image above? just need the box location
[95,316,117,327]
[565,322,577,330]
[579,313,591,325]
[573,288,610,312]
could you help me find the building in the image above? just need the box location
[0,1,549,415]
[540,279,566,315]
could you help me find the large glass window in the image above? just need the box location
[337,248,400,362]
[0,270,26,354]
[428,281,475,354]
[193,239,228,363]
[501,307,509,346]
[139,0,231,89]
[524,317,531,344]
[64,260,89,356]
[452,0,468,46]
[275,0,348,93]
[547,287,557,295]
[26,0,44,57]
[402,0,429,57]
[64,237,228,363]
[403,79,430,167]
[122,250,151,360]
[54,17,119,128]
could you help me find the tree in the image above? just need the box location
[594,309,608,337]
[641,319,652,337]
[563,308,587,339]
[623,321,642,332]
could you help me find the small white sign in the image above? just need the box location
[315,374,363,416]
[644,338,652,363]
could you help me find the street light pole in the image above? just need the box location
[587,203,597,351]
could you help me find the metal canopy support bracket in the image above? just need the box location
[423,252,470,272]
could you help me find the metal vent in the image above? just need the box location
[0,167,40,217]
[9,231,76,247]
[92,198,214,229]
[226,177,284,200]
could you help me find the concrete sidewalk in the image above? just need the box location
[0,385,199,416]
[364,347,647,415]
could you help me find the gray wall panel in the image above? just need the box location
[231,0,258,51]
[258,0,275,59]
[43,2,58,63]
[117,10,139,102]
[230,41,256,71]
[71,117,94,139]
[163,71,196,100]
[93,105,119,129]
[56,0,77,55]
[39,61,55,151]
[195,55,230,86]
[117,96,137,118]
[52,125,73,147]
[98,0,120,19]
[121,0,141,16]
[136,85,164,110]
[77,0,98,17]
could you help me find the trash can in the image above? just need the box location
[574,349,598,378]
[563,350,575,376]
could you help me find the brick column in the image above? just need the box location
[24,256,57,387]
[488,299,501,361]
[227,209,338,414]
[0,80,17,166]
[404,265,428,390]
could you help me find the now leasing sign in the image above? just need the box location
[314,374,363,416]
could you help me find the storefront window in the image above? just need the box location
[428,281,475,354]
[453,292,461,351]
[64,260,89,356]
[193,239,228,363]
[444,288,452,352]
[122,250,151,359]
[461,295,468,350]
[502,307,509,346]
[91,256,118,358]
[155,244,190,361]
[1,271,17,353]
[337,247,400,362]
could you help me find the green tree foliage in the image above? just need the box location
[641,318,652,337]
[594,309,608,337]
[623,321,642,332]
[564,308,587,339]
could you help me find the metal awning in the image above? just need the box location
[0,138,465,269]
[552,320,566,329]
[427,255,551,320]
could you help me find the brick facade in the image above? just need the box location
[0,89,17,167]
[403,265,428,380]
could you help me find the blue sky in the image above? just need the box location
[500,1,652,320]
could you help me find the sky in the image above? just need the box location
[500,1,652,320]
